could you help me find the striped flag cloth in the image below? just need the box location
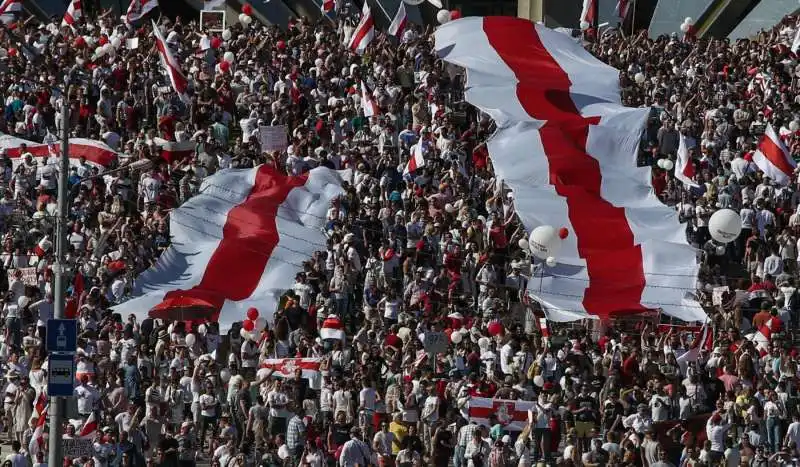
[403,139,425,175]
[360,81,379,117]
[321,0,335,16]
[435,17,704,324]
[260,358,322,388]
[126,0,158,24]
[614,0,630,20]
[675,133,699,188]
[347,1,374,54]
[62,0,82,28]
[152,21,190,104]
[28,405,47,457]
[468,397,534,431]
[0,134,117,169]
[388,2,407,37]
[753,123,796,185]
[112,166,350,329]
[153,138,195,164]
[79,411,98,438]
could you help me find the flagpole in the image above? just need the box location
[371,0,393,23]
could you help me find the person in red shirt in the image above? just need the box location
[621,349,640,384]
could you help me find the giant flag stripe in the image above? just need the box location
[753,123,796,185]
[113,166,350,329]
[0,134,116,168]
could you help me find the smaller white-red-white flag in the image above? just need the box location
[152,21,190,104]
[62,0,82,28]
[28,405,48,457]
[753,123,796,185]
[153,138,195,164]
[388,2,407,37]
[468,397,535,431]
[260,358,322,388]
[125,0,158,24]
[675,133,699,188]
[404,139,425,175]
[319,315,345,341]
[347,2,374,55]
[538,317,549,337]
[676,324,712,373]
[79,412,98,438]
[580,0,596,26]
[360,81,379,118]
[0,0,22,22]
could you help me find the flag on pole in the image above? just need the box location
[675,133,699,188]
[125,0,158,24]
[613,0,630,20]
[388,2,407,37]
[360,81,379,117]
[753,123,797,185]
[347,2,374,54]
[61,0,82,28]
[403,139,425,175]
[28,406,48,457]
[152,20,190,104]
[78,412,98,438]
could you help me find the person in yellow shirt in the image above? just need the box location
[389,412,408,455]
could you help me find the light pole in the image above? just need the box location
[47,82,70,467]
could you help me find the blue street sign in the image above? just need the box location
[47,353,75,397]
[46,319,77,353]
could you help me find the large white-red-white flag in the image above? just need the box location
[675,132,699,188]
[260,358,322,388]
[468,397,534,431]
[62,0,82,28]
[113,166,350,329]
[435,17,704,324]
[126,0,158,23]
[753,123,796,185]
[152,21,190,104]
[388,2,407,37]
[0,134,117,169]
[347,2,374,55]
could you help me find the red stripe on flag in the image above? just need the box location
[5,142,116,167]
[469,406,528,422]
[154,37,188,95]
[350,14,374,51]
[483,17,647,318]
[759,132,795,178]
[165,166,307,311]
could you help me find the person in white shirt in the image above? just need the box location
[240,337,258,378]
[74,375,99,417]
[706,412,731,464]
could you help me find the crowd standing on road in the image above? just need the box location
[5,5,800,467]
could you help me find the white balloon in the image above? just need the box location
[478,337,491,350]
[111,37,121,49]
[709,209,742,244]
[791,120,800,132]
[545,256,557,268]
[239,328,250,339]
[95,46,105,57]
[239,13,248,23]
[436,9,451,24]
[445,203,455,213]
[518,238,529,250]
[657,159,666,169]
[222,29,232,41]
[684,17,694,25]
[680,22,690,33]
[223,51,235,63]
[242,14,253,25]
[185,333,196,347]
[580,21,590,31]
[529,225,560,260]
[663,159,674,171]
[219,368,231,383]
[451,331,463,344]
[76,57,84,66]
[255,317,266,330]
[634,72,645,84]
[0,48,8,58]
[198,324,208,335]
[397,327,411,341]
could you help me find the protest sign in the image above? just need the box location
[259,125,288,152]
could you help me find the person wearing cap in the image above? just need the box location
[705,410,732,464]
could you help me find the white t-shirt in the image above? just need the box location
[240,340,258,368]
[199,393,217,417]
[359,387,377,411]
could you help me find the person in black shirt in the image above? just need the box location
[573,384,600,450]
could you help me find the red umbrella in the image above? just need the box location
[148,295,218,322]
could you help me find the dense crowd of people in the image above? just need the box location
[3,3,800,467]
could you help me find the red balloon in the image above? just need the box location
[246,307,259,321]
[277,40,287,50]
[74,36,86,48]
[219,60,230,73]
[242,3,253,16]
[98,35,108,46]
[242,319,254,331]
[487,321,504,337]
[449,9,461,20]
[558,227,569,239]
[210,36,222,49]
[7,48,16,57]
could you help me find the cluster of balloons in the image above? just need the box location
[239,3,254,27]
[240,307,266,340]
[90,34,123,59]
[679,17,695,34]
[435,9,462,24]
[656,158,674,171]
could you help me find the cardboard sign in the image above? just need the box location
[259,125,288,152]
[8,267,38,286]
[422,331,448,355]
[62,437,93,458]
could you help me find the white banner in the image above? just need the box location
[62,438,93,458]
[8,267,37,286]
